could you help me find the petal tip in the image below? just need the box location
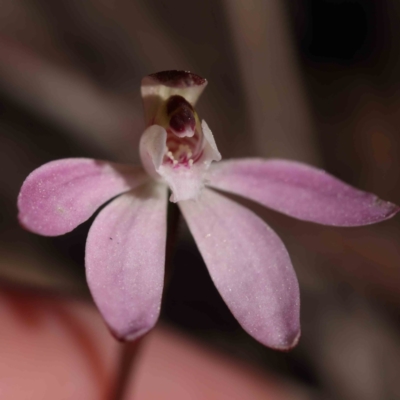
[380,201,400,220]
[280,329,301,352]
[17,211,33,234]
[357,198,400,226]
[256,327,301,352]
[257,326,301,352]
[108,318,157,342]
[17,209,71,237]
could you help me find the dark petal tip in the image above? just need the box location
[148,70,206,88]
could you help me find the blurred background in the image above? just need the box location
[1,0,400,399]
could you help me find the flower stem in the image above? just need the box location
[112,339,142,400]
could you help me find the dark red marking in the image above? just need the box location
[170,110,195,133]
[166,95,196,133]
[166,95,194,115]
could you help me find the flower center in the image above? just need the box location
[163,95,203,168]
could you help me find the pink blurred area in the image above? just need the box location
[0,288,308,400]
[1,0,400,399]
[0,289,119,399]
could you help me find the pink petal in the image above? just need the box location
[201,120,222,163]
[85,183,167,341]
[139,125,167,179]
[179,188,300,350]
[207,159,399,226]
[18,158,148,236]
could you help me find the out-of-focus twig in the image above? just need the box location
[0,36,143,161]
[223,0,319,163]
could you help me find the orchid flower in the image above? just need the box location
[18,71,399,351]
